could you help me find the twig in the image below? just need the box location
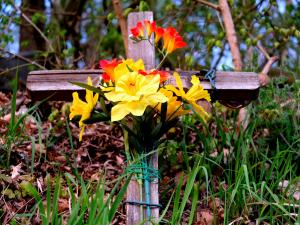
[14,4,62,67]
[15,6,53,52]
[260,56,279,75]
[112,0,129,57]
[219,0,243,70]
[241,20,271,60]
[212,42,225,69]
[0,47,46,70]
[256,42,270,60]
[196,0,221,11]
[259,56,279,86]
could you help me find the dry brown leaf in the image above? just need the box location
[116,155,124,165]
[11,163,22,179]
[54,155,66,163]
[26,143,46,154]
[58,198,70,213]
[0,92,9,105]
[196,209,214,225]
[223,148,229,164]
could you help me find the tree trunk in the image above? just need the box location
[20,0,46,54]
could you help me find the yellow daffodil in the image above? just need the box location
[165,72,211,120]
[113,58,145,82]
[69,77,99,141]
[159,89,189,120]
[105,72,168,122]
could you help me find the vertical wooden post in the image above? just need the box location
[126,12,159,225]
[127,12,155,70]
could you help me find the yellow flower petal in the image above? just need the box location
[136,75,160,96]
[190,101,210,121]
[69,92,86,120]
[124,101,148,116]
[186,75,211,102]
[111,103,130,122]
[162,73,211,121]
[113,59,145,81]
[79,125,85,141]
[164,85,182,97]
[85,77,94,103]
[173,72,185,96]
[142,92,169,106]
[105,90,139,102]
[69,77,98,141]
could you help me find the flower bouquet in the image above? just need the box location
[69,19,211,221]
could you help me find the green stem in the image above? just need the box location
[139,179,144,222]
[143,156,151,220]
[156,53,168,69]
[123,129,131,162]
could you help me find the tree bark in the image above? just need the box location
[52,0,87,67]
[219,0,243,71]
[20,0,46,54]
[113,0,129,57]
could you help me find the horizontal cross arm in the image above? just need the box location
[26,70,259,102]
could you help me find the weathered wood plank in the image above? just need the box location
[27,71,101,101]
[127,11,158,225]
[27,70,259,102]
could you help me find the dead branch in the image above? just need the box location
[219,0,243,71]
[241,20,271,60]
[196,0,220,11]
[259,56,279,86]
[112,0,129,57]
[0,47,46,70]
[14,5,62,67]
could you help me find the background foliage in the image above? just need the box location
[1,0,300,73]
[0,0,299,224]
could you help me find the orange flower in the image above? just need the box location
[163,27,187,54]
[154,27,164,43]
[130,22,144,38]
[138,69,169,83]
[144,20,156,37]
[99,59,121,82]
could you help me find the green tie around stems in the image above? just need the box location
[125,157,161,221]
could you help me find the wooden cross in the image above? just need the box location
[26,11,259,225]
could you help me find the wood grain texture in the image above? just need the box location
[127,12,155,70]
[127,11,158,225]
[27,70,259,102]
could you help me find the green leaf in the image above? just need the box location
[70,81,105,97]
[83,112,110,124]
[108,175,132,221]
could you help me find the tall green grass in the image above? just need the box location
[159,77,299,224]
[11,173,131,225]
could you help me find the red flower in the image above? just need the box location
[144,20,156,38]
[99,59,121,82]
[130,22,144,38]
[138,69,169,83]
[102,73,111,83]
[163,27,187,54]
[154,27,164,43]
